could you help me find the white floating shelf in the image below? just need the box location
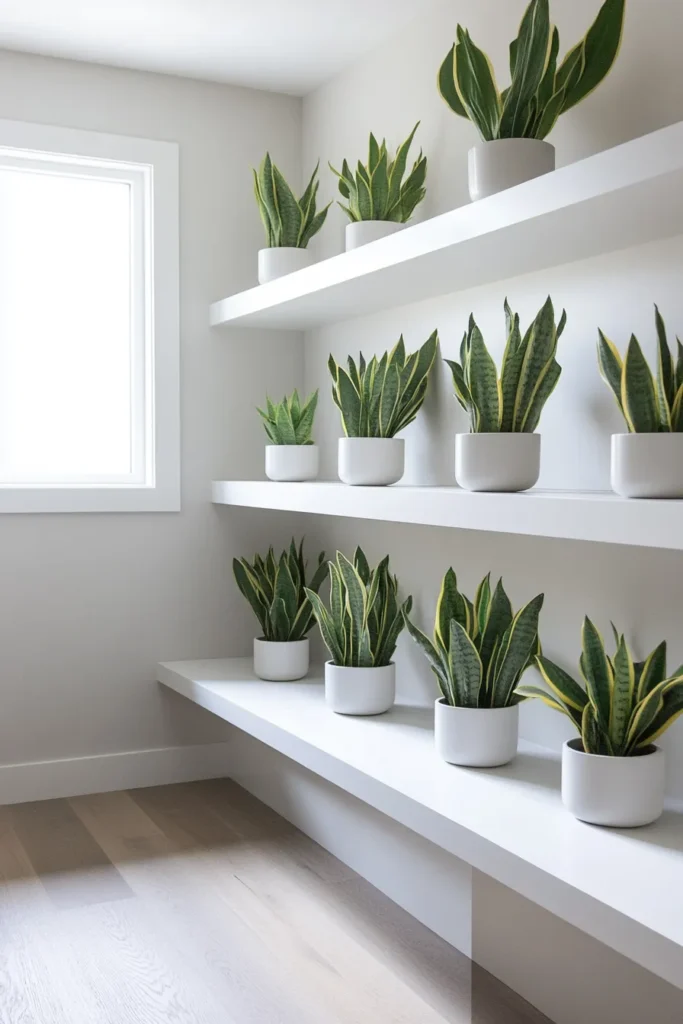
[211,122,683,330]
[157,657,683,989]
[212,480,683,551]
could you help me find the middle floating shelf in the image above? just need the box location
[212,480,683,551]
[210,121,683,330]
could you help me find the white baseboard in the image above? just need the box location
[0,741,232,805]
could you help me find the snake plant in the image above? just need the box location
[446,297,566,433]
[405,570,543,708]
[305,549,411,668]
[329,332,438,438]
[598,307,683,432]
[438,0,625,141]
[257,389,318,445]
[233,540,327,642]
[253,155,330,249]
[329,123,427,224]
[517,621,683,755]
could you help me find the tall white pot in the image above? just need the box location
[325,661,395,715]
[611,433,683,498]
[434,700,519,767]
[468,139,555,202]
[456,433,540,492]
[345,221,402,250]
[253,638,309,681]
[258,247,311,284]
[338,437,404,486]
[562,739,665,827]
[265,445,319,482]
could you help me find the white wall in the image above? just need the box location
[0,49,304,786]
[297,2,683,1019]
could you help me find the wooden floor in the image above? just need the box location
[0,779,550,1024]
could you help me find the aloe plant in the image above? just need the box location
[438,0,625,141]
[305,549,411,668]
[329,332,438,438]
[598,307,683,432]
[445,297,566,433]
[233,540,327,642]
[329,124,427,224]
[404,570,543,708]
[257,389,318,445]
[253,155,330,249]
[517,621,683,755]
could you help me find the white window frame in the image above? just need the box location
[0,118,179,513]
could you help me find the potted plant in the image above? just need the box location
[517,621,683,826]
[257,389,319,482]
[405,570,543,767]
[438,0,625,201]
[329,124,427,250]
[305,549,411,715]
[233,540,327,681]
[253,155,331,283]
[446,297,565,491]
[597,307,683,498]
[329,331,438,486]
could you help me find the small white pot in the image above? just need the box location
[434,700,519,767]
[345,221,403,250]
[611,433,683,498]
[338,437,404,486]
[468,139,555,202]
[253,637,309,681]
[258,247,311,284]
[325,661,395,715]
[562,739,665,827]
[455,433,540,492]
[265,444,319,482]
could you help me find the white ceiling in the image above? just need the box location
[0,0,425,95]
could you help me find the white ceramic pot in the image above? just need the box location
[455,432,540,492]
[325,661,395,715]
[562,739,665,827]
[258,247,311,284]
[338,437,404,486]
[468,139,555,202]
[434,699,519,767]
[611,433,683,498]
[265,444,319,482]
[253,637,309,681]
[345,221,403,250]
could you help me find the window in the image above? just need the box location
[0,119,179,512]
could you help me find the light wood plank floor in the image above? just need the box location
[0,779,550,1024]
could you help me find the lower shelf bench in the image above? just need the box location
[157,656,683,990]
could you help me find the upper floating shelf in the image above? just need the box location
[211,121,683,330]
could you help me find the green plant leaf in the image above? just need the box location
[535,656,587,724]
[671,383,683,432]
[435,568,467,654]
[625,681,668,752]
[561,0,626,113]
[294,390,318,444]
[581,701,610,755]
[513,296,557,431]
[404,612,452,701]
[515,683,580,728]
[597,329,624,416]
[454,27,502,142]
[499,0,551,139]
[474,572,492,637]
[271,165,303,248]
[654,305,674,429]
[609,634,635,753]
[633,677,683,748]
[233,558,269,634]
[438,43,468,117]
[305,588,344,664]
[490,593,544,708]
[520,358,561,433]
[468,325,500,432]
[449,619,483,707]
[336,552,368,666]
[336,367,362,437]
[478,578,513,677]
[274,402,297,445]
[580,617,613,732]
[379,361,401,437]
[371,148,390,220]
[387,123,420,210]
[636,640,667,702]
[445,359,473,417]
[621,334,659,433]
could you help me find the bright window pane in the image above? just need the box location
[0,167,133,484]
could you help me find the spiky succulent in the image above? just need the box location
[233,540,327,642]
[405,570,543,708]
[305,549,411,668]
[438,0,625,141]
[598,307,683,433]
[329,332,438,439]
[329,123,427,224]
[253,155,330,249]
[517,620,683,755]
[257,389,318,446]
[446,297,566,433]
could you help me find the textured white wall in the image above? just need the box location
[0,49,303,768]
[301,0,683,803]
